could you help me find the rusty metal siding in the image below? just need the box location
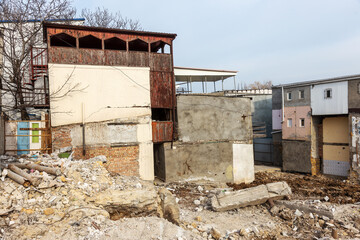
[152,121,173,142]
[149,54,171,71]
[150,72,173,108]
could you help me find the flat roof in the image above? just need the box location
[174,66,237,82]
[43,22,177,39]
[273,73,360,89]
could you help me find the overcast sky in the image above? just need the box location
[73,0,360,87]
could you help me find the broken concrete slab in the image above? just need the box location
[211,182,292,211]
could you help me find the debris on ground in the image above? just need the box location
[211,181,291,211]
[0,155,359,239]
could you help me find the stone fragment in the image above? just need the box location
[210,227,221,240]
[44,208,55,215]
[158,188,180,225]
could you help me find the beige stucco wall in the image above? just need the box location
[323,117,349,143]
[48,64,154,180]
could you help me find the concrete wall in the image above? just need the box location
[49,64,154,180]
[283,140,311,173]
[284,86,310,107]
[164,141,254,183]
[348,79,360,110]
[272,87,282,109]
[282,106,311,140]
[176,95,252,142]
[311,81,348,115]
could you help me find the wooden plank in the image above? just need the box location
[6,135,51,137]
[7,120,48,122]
[19,128,47,131]
[6,148,51,151]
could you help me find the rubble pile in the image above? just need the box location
[0,154,182,239]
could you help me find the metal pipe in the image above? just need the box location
[233,76,236,90]
[222,77,224,91]
[214,81,216,92]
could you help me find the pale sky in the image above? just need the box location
[73,0,360,88]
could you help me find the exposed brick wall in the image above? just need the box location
[73,145,139,176]
[52,126,73,150]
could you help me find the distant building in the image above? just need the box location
[272,74,360,180]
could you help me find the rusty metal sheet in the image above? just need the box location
[152,121,173,142]
[150,71,173,108]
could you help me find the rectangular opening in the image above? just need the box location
[152,108,171,121]
[153,143,165,181]
[287,92,292,101]
[287,118,292,127]
[299,90,305,99]
[299,118,305,127]
[324,88,332,99]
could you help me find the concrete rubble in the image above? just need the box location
[0,153,359,239]
[211,181,292,211]
[0,153,183,239]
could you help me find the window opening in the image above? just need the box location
[324,88,332,99]
[299,90,304,99]
[287,118,292,127]
[299,118,305,127]
[287,92,292,100]
[129,39,148,52]
[104,37,126,50]
[79,35,102,49]
[50,33,76,47]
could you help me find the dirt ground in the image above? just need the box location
[229,172,360,204]
[167,171,360,239]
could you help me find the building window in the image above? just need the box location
[299,90,305,99]
[287,92,292,101]
[299,118,305,127]
[324,88,332,99]
[287,118,292,127]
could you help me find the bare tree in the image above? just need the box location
[81,7,142,30]
[0,0,76,120]
[248,80,272,90]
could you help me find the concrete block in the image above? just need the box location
[211,182,292,212]
[266,181,292,199]
[211,185,269,211]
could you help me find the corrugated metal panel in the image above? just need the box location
[323,160,350,177]
[311,81,348,115]
[152,121,173,142]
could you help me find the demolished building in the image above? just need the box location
[272,74,360,180]
[0,22,256,183]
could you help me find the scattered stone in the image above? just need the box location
[210,227,222,240]
[294,209,302,217]
[194,200,201,205]
[43,208,55,215]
